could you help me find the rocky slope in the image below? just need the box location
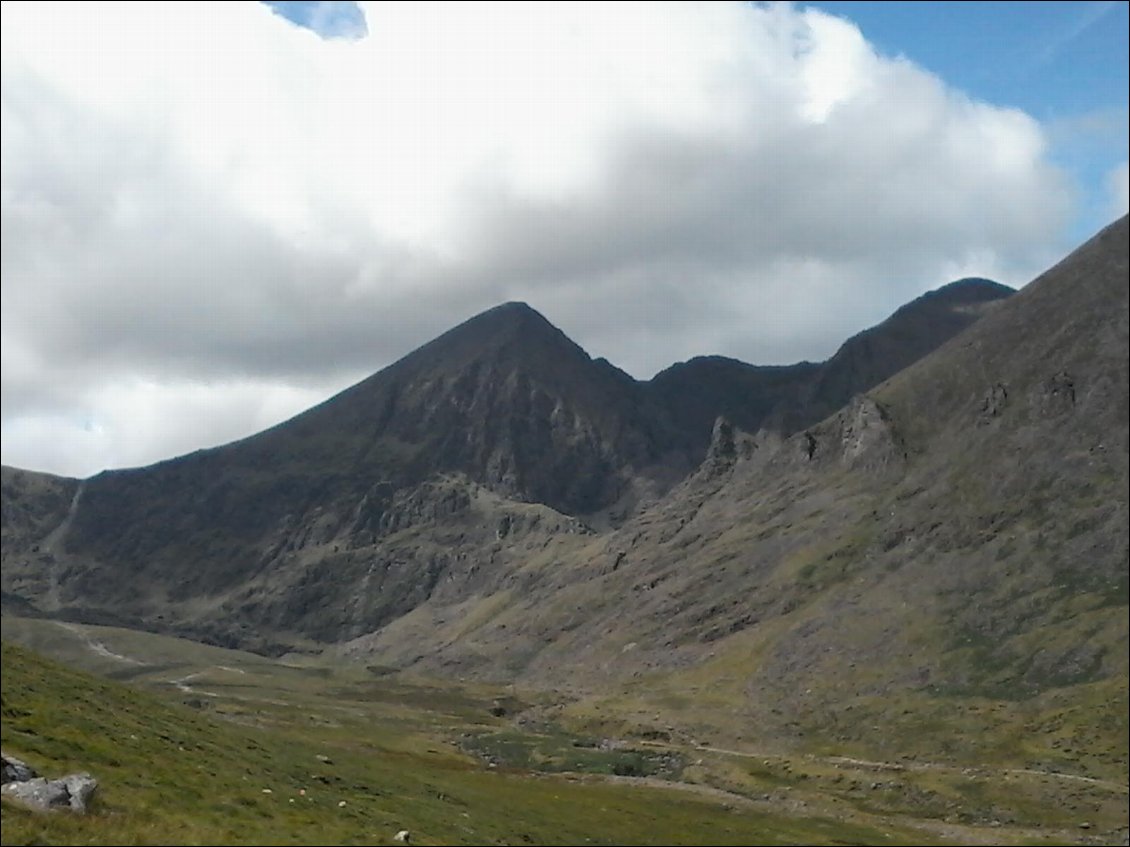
[5,213,1126,705]
[3,302,686,649]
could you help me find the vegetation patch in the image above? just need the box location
[459,727,684,778]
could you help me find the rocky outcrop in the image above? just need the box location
[836,396,905,470]
[1,751,98,813]
[979,382,1009,423]
[1,752,36,784]
[700,417,757,477]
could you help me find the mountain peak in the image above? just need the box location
[495,299,536,313]
[919,277,1015,305]
[441,299,559,340]
[466,300,542,326]
[376,300,577,382]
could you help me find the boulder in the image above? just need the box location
[0,752,98,814]
[2,777,69,809]
[60,773,98,812]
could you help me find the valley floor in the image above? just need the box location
[2,616,1127,847]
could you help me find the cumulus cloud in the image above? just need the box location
[2,1,1072,477]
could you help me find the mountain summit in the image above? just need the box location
[261,298,684,517]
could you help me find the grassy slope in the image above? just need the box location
[1,637,943,847]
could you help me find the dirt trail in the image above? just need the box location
[55,621,143,665]
[1002,767,1125,789]
[170,671,221,697]
[49,622,254,700]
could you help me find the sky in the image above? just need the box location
[2,1,1127,479]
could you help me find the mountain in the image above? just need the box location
[2,300,693,650]
[0,467,82,616]
[2,215,1127,799]
[3,217,1126,847]
[267,300,689,516]
[0,274,1012,653]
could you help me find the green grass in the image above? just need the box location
[1,639,945,846]
[4,612,1126,846]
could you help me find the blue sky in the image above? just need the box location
[264,0,368,38]
[809,1,1129,240]
[3,1,1128,476]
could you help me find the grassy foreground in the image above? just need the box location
[2,616,1126,846]
[1,638,936,846]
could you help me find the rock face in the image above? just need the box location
[1,302,688,649]
[0,752,97,813]
[788,277,1015,431]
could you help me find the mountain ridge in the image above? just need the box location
[0,271,1017,652]
[647,276,1013,446]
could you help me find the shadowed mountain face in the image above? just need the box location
[0,274,1013,649]
[1,301,691,647]
[280,301,687,516]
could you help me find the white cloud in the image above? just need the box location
[1107,161,1130,218]
[2,377,327,478]
[1,1,1072,477]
